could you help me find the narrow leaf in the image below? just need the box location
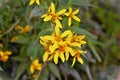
[70,27,97,39]
[88,41,101,62]
[15,62,27,80]
[48,63,61,80]
[72,0,92,7]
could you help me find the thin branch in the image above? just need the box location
[35,61,47,80]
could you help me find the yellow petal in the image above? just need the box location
[36,0,40,5]
[66,32,73,42]
[48,7,51,12]
[55,19,62,28]
[33,59,39,64]
[67,47,75,56]
[43,36,54,41]
[29,0,35,5]
[57,9,66,15]
[58,17,62,20]
[79,50,87,54]
[51,3,55,13]
[55,26,60,36]
[48,54,54,60]
[59,52,65,63]
[43,52,49,61]
[61,30,71,38]
[72,16,80,22]
[4,51,12,55]
[80,41,86,44]
[41,14,48,18]
[54,51,59,64]
[30,65,34,74]
[71,42,80,47]
[64,13,69,16]
[43,15,52,21]
[40,36,49,42]
[65,52,69,61]
[71,57,76,67]
[77,57,83,64]
[0,51,3,56]
[49,44,58,53]
[40,40,47,47]
[69,7,72,13]
[2,56,9,62]
[36,64,42,70]
[72,9,79,15]
[68,17,71,27]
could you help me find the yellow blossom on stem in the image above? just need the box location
[41,3,66,32]
[0,51,12,62]
[30,59,42,74]
[71,48,86,67]
[65,7,81,26]
[15,25,31,34]
[11,36,19,42]
[29,0,40,5]
[71,34,86,46]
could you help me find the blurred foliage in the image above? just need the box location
[0,0,120,80]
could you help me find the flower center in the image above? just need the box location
[58,45,65,52]
[69,14,73,18]
[52,13,58,20]
[55,35,62,42]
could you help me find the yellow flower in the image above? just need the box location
[30,59,42,74]
[41,7,51,20]
[71,48,86,67]
[20,25,31,33]
[65,7,81,26]
[41,3,66,31]
[11,36,19,42]
[40,40,53,62]
[0,51,12,62]
[29,0,40,5]
[71,34,86,46]
[51,41,74,64]
[15,25,31,34]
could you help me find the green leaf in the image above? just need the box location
[11,56,27,62]
[72,0,92,6]
[27,42,44,59]
[48,63,61,80]
[62,17,68,28]
[15,62,27,80]
[13,35,31,44]
[39,66,49,80]
[88,41,101,62]
[70,27,97,39]
[28,6,45,19]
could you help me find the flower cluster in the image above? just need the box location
[30,59,42,74]
[0,51,12,62]
[40,30,86,66]
[40,3,86,66]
